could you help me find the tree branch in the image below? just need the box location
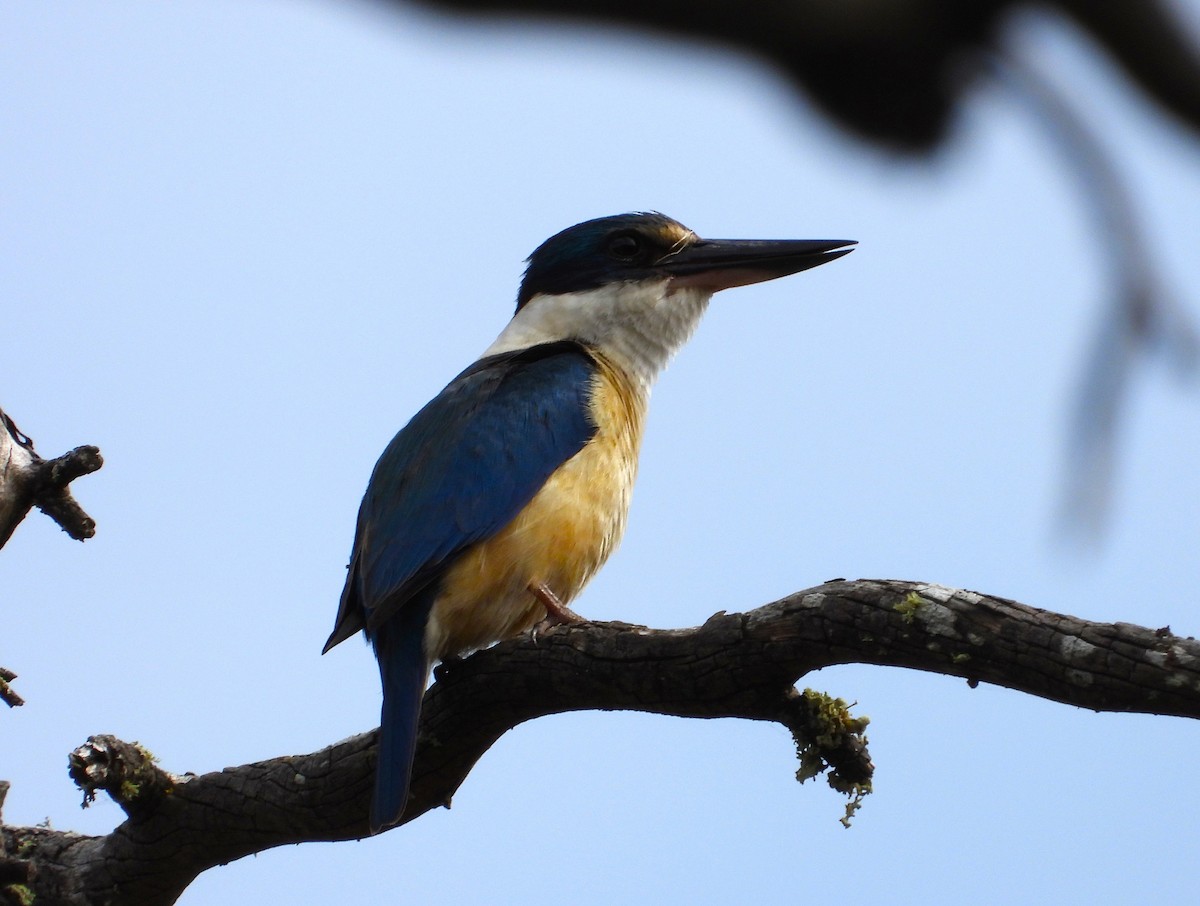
[0,406,102,550]
[386,0,1200,152]
[4,578,1197,905]
[0,669,23,710]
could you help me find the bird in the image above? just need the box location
[323,212,854,833]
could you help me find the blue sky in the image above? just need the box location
[3,2,1200,903]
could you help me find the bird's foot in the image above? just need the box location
[528,581,585,640]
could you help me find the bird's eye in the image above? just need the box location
[606,234,643,262]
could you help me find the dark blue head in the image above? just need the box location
[516,213,695,311]
[516,212,856,312]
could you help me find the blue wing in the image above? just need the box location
[324,340,598,832]
[325,340,599,651]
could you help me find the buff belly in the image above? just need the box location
[424,354,645,662]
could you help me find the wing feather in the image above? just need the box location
[323,341,597,651]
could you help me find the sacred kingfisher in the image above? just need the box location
[324,212,854,832]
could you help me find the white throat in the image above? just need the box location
[482,279,712,389]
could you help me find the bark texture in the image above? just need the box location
[0,407,102,551]
[2,578,1196,906]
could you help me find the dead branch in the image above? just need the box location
[0,669,24,709]
[2,578,1196,906]
[0,407,102,550]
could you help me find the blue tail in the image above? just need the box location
[370,592,435,833]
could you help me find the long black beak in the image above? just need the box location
[660,238,856,292]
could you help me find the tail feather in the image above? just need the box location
[370,593,435,833]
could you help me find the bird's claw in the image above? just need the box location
[528,581,585,644]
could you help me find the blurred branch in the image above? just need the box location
[5,578,1197,905]
[1056,0,1200,141]
[386,0,1200,152]
[993,55,1200,533]
[0,406,103,549]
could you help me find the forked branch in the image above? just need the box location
[0,406,102,550]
